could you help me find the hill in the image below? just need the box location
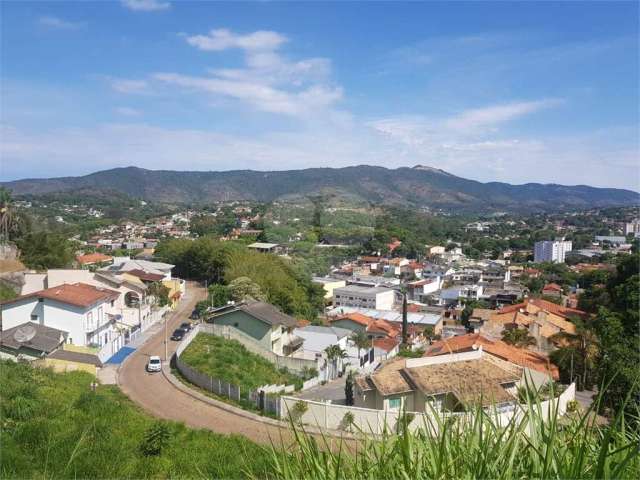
[2,165,638,212]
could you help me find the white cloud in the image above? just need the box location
[121,0,170,12]
[445,99,563,132]
[109,78,150,94]
[114,107,142,116]
[37,16,85,30]
[186,29,287,52]
[148,27,341,116]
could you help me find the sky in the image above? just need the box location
[1,0,639,190]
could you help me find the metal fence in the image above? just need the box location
[174,324,284,415]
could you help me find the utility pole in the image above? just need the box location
[164,312,168,361]
[401,288,408,347]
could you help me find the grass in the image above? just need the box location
[0,360,272,479]
[266,388,640,480]
[3,359,639,479]
[180,333,302,391]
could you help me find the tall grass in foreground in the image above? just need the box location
[267,391,640,479]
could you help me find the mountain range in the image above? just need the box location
[2,165,638,212]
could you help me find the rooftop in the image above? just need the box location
[2,282,120,309]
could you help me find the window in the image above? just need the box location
[30,314,38,321]
[388,398,402,410]
[38,298,44,302]
[87,312,93,330]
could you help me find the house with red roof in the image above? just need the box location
[541,283,563,298]
[1,283,124,358]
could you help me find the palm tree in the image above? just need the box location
[0,187,16,244]
[350,331,370,365]
[324,344,347,379]
[549,319,599,390]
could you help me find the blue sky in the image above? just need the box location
[1,0,638,190]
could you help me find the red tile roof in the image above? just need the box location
[76,253,113,265]
[542,283,562,293]
[527,298,587,320]
[2,283,119,309]
[424,333,559,380]
[373,337,400,352]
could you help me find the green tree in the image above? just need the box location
[228,276,265,302]
[350,331,370,363]
[208,283,230,307]
[549,319,598,391]
[147,282,170,307]
[16,232,74,270]
[501,327,537,348]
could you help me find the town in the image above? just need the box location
[1,1,638,479]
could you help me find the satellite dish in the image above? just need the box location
[14,325,37,343]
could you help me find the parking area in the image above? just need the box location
[295,375,347,404]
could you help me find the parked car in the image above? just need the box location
[180,322,193,331]
[170,328,187,341]
[147,355,162,373]
[189,310,199,320]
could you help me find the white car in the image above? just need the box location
[147,355,162,373]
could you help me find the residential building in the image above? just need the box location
[1,283,121,352]
[542,283,563,298]
[333,285,396,310]
[76,253,113,268]
[423,333,559,384]
[292,325,374,374]
[0,322,67,361]
[534,239,572,263]
[312,277,347,300]
[247,242,280,253]
[207,301,302,356]
[354,349,521,413]
[481,298,586,353]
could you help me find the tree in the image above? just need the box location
[423,325,436,344]
[549,317,599,391]
[324,344,346,379]
[16,232,74,270]
[344,371,355,406]
[350,331,370,363]
[208,284,231,307]
[501,327,537,348]
[147,282,170,307]
[228,276,265,303]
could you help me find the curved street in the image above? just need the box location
[117,281,298,445]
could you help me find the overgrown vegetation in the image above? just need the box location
[0,360,271,479]
[180,334,302,391]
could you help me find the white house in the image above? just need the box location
[102,257,175,281]
[22,269,161,334]
[1,283,123,358]
[333,285,396,310]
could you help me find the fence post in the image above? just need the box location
[325,402,328,429]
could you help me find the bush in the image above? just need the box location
[139,422,171,457]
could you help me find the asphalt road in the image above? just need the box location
[117,281,297,445]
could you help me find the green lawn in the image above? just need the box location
[0,360,272,479]
[180,333,301,392]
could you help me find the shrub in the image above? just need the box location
[290,401,309,423]
[566,399,580,413]
[139,422,171,457]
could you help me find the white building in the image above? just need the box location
[624,219,640,236]
[1,283,123,357]
[333,285,396,310]
[534,240,572,263]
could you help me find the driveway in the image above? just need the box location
[296,375,347,404]
[117,281,302,445]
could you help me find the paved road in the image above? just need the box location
[117,281,300,445]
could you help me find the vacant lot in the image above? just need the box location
[180,333,301,391]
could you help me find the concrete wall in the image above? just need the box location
[285,382,576,436]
